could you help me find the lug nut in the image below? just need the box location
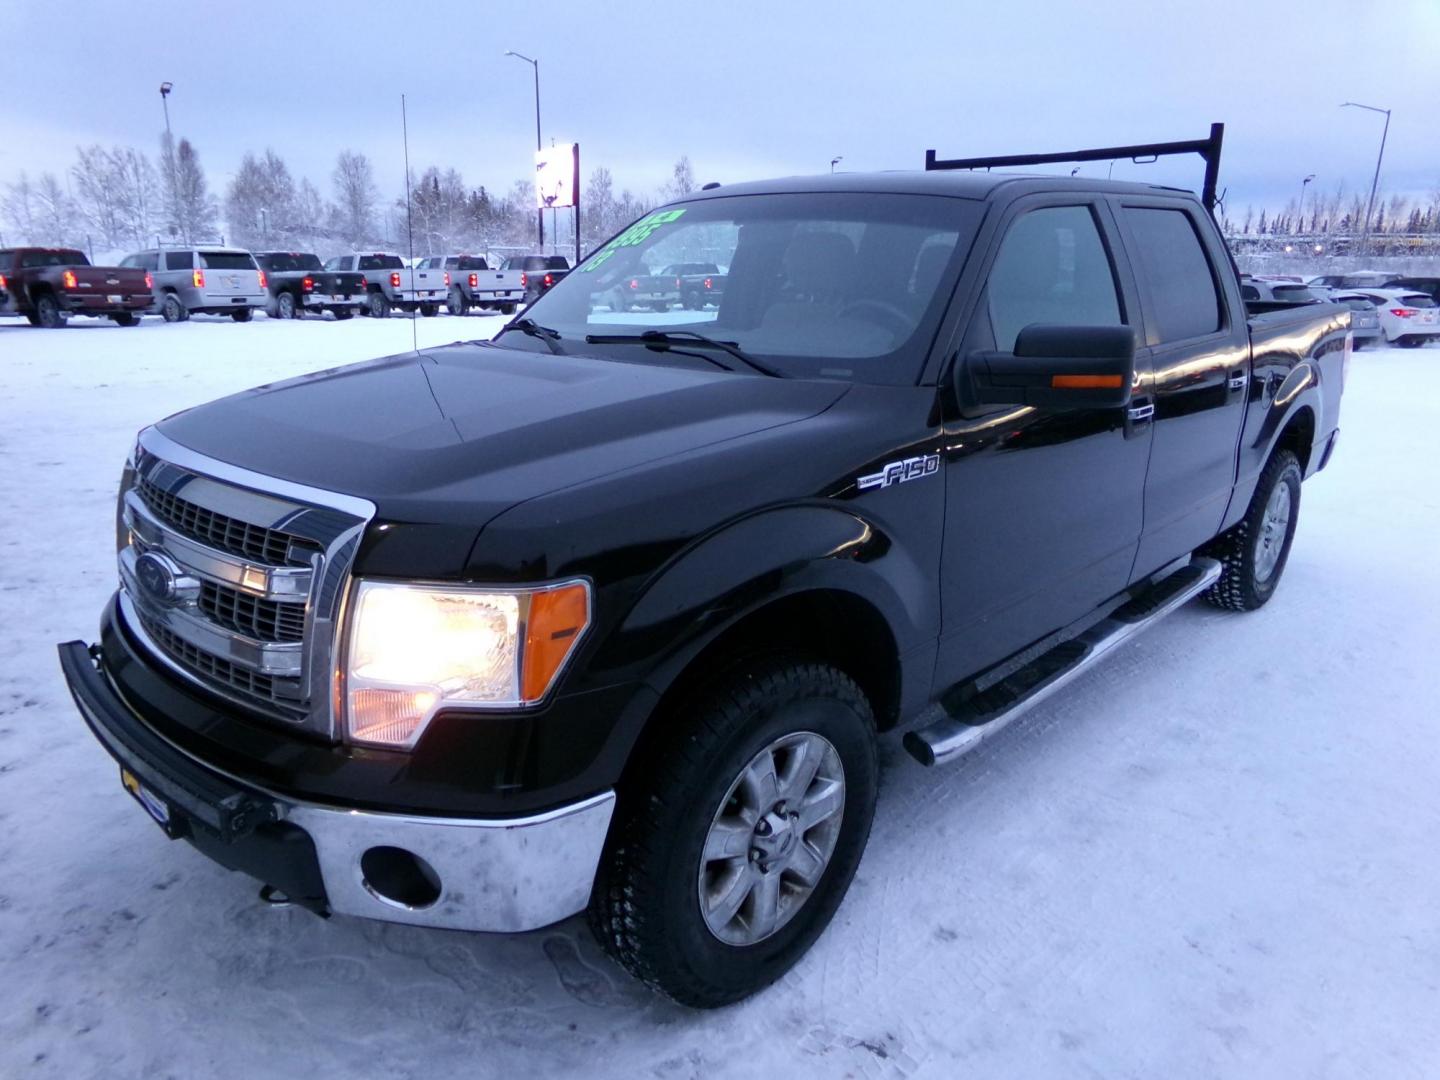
[754,819,772,836]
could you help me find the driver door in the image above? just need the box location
[934,198,1153,688]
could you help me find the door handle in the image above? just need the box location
[1227,371,1248,392]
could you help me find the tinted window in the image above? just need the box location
[1272,285,1318,303]
[359,254,403,271]
[457,256,489,271]
[1122,207,1223,343]
[1241,284,1260,301]
[258,253,321,272]
[165,251,192,270]
[200,251,257,270]
[1401,294,1437,309]
[121,253,143,268]
[986,206,1123,353]
[21,249,88,268]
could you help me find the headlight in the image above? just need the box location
[343,578,591,748]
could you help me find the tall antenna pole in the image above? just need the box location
[402,93,417,353]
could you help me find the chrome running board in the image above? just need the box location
[904,557,1222,767]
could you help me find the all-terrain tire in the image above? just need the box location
[35,292,66,328]
[368,291,391,318]
[588,656,878,1008]
[1202,448,1302,611]
[161,293,188,323]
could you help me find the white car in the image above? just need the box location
[1346,289,1440,348]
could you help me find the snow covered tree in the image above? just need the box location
[662,156,696,202]
[71,146,130,250]
[332,150,378,247]
[110,147,162,248]
[31,172,81,248]
[225,149,299,249]
[1,171,39,243]
[164,137,217,244]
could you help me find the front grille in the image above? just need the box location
[136,473,304,567]
[198,580,306,643]
[145,618,305,719]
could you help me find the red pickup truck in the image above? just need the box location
[0,247,154,327]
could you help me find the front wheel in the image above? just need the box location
[331,307,354,320]
[276,291,298,319]
[1202,448,1302,611]
[419,302,438,317]
[35,293,67,328]
[230,307,253,322]
[161,294,188,323]
[589,658,878,1008]
[368,291,391,318]
[499,302,516,315]
[111,312,138,327]
[1397,336,1425,349]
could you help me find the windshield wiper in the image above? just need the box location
[499,317,565,355]
[584,330,785,378]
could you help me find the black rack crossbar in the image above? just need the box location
[925,122,1225,212]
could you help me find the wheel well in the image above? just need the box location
[651,589,902,733]
[1276,405,1316,474]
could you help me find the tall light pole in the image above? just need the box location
[159,81,174,141]
[830,156,842,174]
[505,51,543,250]
[1298,174,1315,234]
[1341,101,1391,259]
[159,81,176,244]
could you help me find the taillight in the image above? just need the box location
[62,269,78,289]
[359,276,368,287]
[469,273,478,289]
[544,273,554,287]
[193,268,205,289]
[628,278,639,290]
[675,277,682,288]
[390,271,401,288]
[257,270,267,289]
[1391,307,1418,318]
[521,271,528,288]
[144,272,153,289]
[444,271,451,287]
[0,274,6,290]
[302,276,314,292]
[704,277,713,289]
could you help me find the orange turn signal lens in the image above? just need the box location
[522,582,591,702]
[1051,374,1123,389]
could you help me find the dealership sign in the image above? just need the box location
[536,144,579,209]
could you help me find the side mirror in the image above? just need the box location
[962,324,1136,409]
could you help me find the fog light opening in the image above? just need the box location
[360,846,442,909]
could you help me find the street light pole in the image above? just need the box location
[1341,101,1391,259]
[1298,174,1315,234]
[159,81,177,243]
[830,156,842,174]
[506,51,543,250]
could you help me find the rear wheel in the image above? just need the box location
[35,292,66,328]
[1397,336,1425,348]
[276,291,298,319]
[1202,448,1302,612]
[588,657,878,1008]
[231,307,253,322]
[161,294,188,323]
[368,291,391,318]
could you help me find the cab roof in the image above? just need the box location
[677,170,1200,205]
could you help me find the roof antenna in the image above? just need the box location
[402,93,417,354]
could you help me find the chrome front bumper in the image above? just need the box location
[57,637,615,934]
[288,793,615,932]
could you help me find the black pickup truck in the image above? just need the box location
[59,128,1347,1009]
[254,252,365,320]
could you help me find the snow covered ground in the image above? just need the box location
[1,313,1438,1079]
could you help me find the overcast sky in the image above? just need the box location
[3,1,1437,218]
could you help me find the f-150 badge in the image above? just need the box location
[857,453,940,491]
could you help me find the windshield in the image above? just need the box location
[259,253,322,272]
[523,192,983,384]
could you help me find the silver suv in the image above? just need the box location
[122,247,268,322]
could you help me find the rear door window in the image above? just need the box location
[1121,207,1224,343]
[985,205,1124,353]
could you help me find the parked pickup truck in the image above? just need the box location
[255,252,365,320]
[501,253,570,304]
[417,254,523,316]
[608,267,680,311]
[675,262,726,309]
[324,252,446,317]
[59,129,1349,1010]
[0,247,152,327]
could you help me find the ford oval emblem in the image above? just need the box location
[134,551,178,604]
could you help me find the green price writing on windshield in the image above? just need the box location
[581,209,688,272]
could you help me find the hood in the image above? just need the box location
[157,341,847,530]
